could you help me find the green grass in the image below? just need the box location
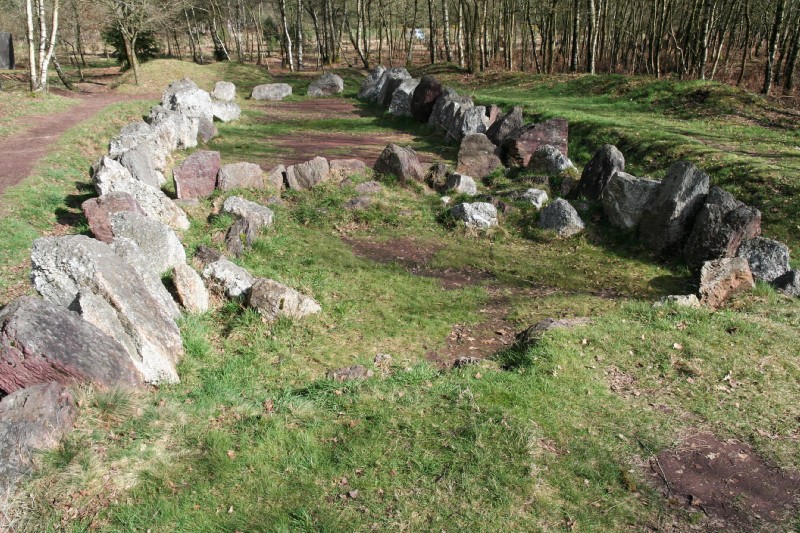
[2,62,800,532]
[0,90,79,138]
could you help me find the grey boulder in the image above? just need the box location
[575,144,625,200]
[486,106,523,145]
[519,188,549,209]
[222,196,275,230]
[109,212,187,276]
[736,237,791,282]
[373,144,425,183]
[172,263,210,313]
[358,65,387,102]
[527,145,575,175]
[538,198,585,237]
[773,271,800,297]
[202,257,255,298]
[247,278,322,321]
[211,81,237,102]
[451,202,499,230]
[388,78,420,117]
[457,133,502,179]
[308,73,344,96]
[217,162,265,191]
[251,83,293,101]
[116,144,165,189]
[377,67,412,108]
[211,101,241,122]
[445,173,478,196]
[285,156,331,190]
[601,171,661,230]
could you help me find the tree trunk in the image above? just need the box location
[297,0,304,70]
[570,0,579,71]
[442,0,452,62]
[428,0,436,63]
[586,0,596,73]
[280,0,295,70]
[762,0,785,94]
[25,0,38,91]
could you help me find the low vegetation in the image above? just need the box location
[2,60,799,531]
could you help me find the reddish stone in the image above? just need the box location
[174,150,221,199]
[485,105,502,127]
[699,257,755,309]
[501,118,569,168]
[82,191,145,243]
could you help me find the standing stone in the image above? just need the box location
[575,144,625,200]
[202,257,256,298]
[601,171,661,230]
[445,173,478,196]
[519,188,549,209]
[451,202,499,230]
[410,75,443,122]
[30,235,184,385]
[307,73,344,96]
[486,106,523,145]
[172,263,209,313]
[93,156,190,231]
[109,212,187,275]
[247,278,322,321]
[358,65,387,102]
[427,88,460,129]
[639,161,710,255]
[377,67,412,108]
[684,187,762,271]
[699,257,755,309]
[373,144,425,183]
[450,105,490,143]
[773,271,800,297]
[174,150,222,199]
[251,83,293,101]
[285,156,331,190]
[389,78,420,117]
[501,118,569,168]
[438,97,475,141]
[527,145,576,175]
[222,196,275,230]
[736,237,791,282]
[211,81,237,102]
[457,133,503,179]
[0,382,77,494]
[82,192,145,243]
[0,297,142,394]
[538,198,585,237]
[217,162,265,191]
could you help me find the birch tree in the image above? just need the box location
[24,0,60,92]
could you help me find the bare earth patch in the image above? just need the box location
[648,432,800,530]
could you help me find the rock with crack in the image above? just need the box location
[575,144,625,200]
[308,73,344,96]
[116,143,165,189]
[222,196,275,230]
[107,121,172,172]
[247,278,322,321]
[174,150,222,200]
[639,160,710,256]
[0,382,78,494]
[527,145,576,176]
[538,198,585,237]
[251,83,293,101]
[736,237,791,282]
[172,263,209,313]
[445,173,478,196]
[653,294,702,308]
[773,271,800,297]
[109,212,186,276]
[211,101,241,122]
[501,118,569,168]
[699,257,755,309]
[217,162,265,191]
[93,156,189,231]
[0,296,142,393]
[519,188,549,209]
[82,192,145,244]
[162,79,214,122]
[684,187,762,271]
[358,65,387,102]
[145,105,198,151]
[457,133,503,179]
[451,202,499,230]
[326,365,374,381]
[202,257,255,298]
[601,171,661,230]
[449,105,490,143]
[286,157,331,190]
[225,217,259,257]
[486,106,523,145]
[30,235,184,385]
[410,75,443,122]
[389,78,420,117]
[377,67,412,108]
[374,144,425,184]
[516,317,591,347]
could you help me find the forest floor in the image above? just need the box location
[1,59,799,532]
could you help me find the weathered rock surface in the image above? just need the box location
[266,164,286,190]
[486,106,523,145]
[699,257,755,309]
[736,237,791,282]
[358,65,387,102]
[108,121,156,159]
[211,101,241,122]
[202,257,255,298]
[109,212,186,275]
[538,198,585,237]
[225,217,258,257]
[0,382,77,493]
[601,171,661,230]
[516,317,591,347]
[194,245,223,267]
[308,73,344,96]
[117,144,165,189]
[445,173,478,196]
[389,78,420,117]
[217,162,265,191]
[344,196,372,210]
[429,91,475,138]
[172,263,209,313]
[485,105,501,127]
[639,161,710,255]
[373,144,425,183]
[519,188,549,209]
[449,105,489,143]
[173,150,221,199]
[93,156,190,231]
[145,105,198,150]
[330,159,368,178]
[327,365,373,381]
[410,75,443,122]
[211,81,236,102]
[30,235,183,385]
[82,192,145,244]
[653,294,702,308]
[354,180,382,195]
[457,133,502,178]
[527,145,575,175]
[0,297,141,394]
[222,196,275,230]
[377,67,412,108]
[163,80,214,121]
[451,202,499,230]
[198,116,218,142]
[684,187,762,271]
[501,118,569,168]
[251,83,293,101]
[575,144,625,200]
[773,271,800,297]
[286,156,331,190]
[247,278,322,321]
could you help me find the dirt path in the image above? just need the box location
[0,90,156,196]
